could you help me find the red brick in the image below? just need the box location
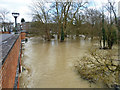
[2,35,21,88]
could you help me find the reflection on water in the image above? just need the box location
[20,37,101,88]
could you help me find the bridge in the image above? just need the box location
[0,31,26,88]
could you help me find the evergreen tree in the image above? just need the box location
[21,18,25,23]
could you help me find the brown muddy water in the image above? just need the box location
[20,37,104,88]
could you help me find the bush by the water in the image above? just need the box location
[75,46,119,88]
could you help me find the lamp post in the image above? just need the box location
[12,13,19,33]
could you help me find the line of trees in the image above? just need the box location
[30,0,119,49]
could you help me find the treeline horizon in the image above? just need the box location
[27,0,120,49]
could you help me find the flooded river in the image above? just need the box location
[20,37,102,88]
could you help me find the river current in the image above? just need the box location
[20,37,102,88]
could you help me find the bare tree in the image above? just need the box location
[104,1,118,49]
[0,8,9,22]
[51,0,88,41]
[31,0,51,41]
[0,8,9,32]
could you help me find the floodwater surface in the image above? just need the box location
[20,37,102,88]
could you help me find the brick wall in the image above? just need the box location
[0,32,10,34]
[1,34,21,88]
[0,69,2,89]
[21,32,26,40]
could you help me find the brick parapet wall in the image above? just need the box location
[21,32,26,40]
[0,32,10,34]
[1,34,21,88]
[0,32,26,88]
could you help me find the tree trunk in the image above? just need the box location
[118,18,120,85]
[60,25,64,42]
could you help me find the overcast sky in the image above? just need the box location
[0,0,120,23]
[0,0,32,23]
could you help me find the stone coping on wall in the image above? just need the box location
[0,34,20,68]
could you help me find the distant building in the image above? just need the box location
[21,22,31,31]
[118,1,120,17]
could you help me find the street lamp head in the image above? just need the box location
[12,12,20,34]
[12,13,20,18]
